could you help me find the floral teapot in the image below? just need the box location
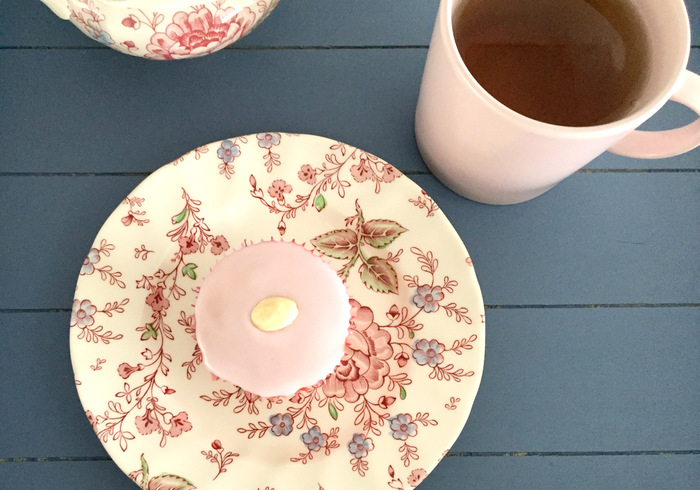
[40,0,279,59]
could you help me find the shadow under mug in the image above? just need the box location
[415,0,700,205]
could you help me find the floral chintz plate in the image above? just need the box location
[71,133,485,489]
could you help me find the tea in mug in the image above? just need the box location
[453,0,651,127]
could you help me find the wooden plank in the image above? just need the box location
[1,172,697,310]
[425,453,700,490]
[0,312,109,458]
[452,307,700,452]
[2,308,697,457]
[4,0,698,48]
[0,0,438,48]
[688,0,700,46]
[0,48,427,174]
[0,460,131,490]
[1,48,698,175]
[1,454,698,490]
[2,1,698,489]
[0,176,144,311]
[417,172,700,306]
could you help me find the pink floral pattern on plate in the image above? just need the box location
[71,133,484,489]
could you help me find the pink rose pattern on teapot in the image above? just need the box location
[64,0,279,59]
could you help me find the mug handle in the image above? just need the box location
[608,70,700,158]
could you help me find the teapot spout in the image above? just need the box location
[41,0,71,20]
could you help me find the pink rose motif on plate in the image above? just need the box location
[382,164,400,183]
[269,413,293,436]
[135,410,160,436]
[241,389,261,406]
[169,411,193,437]
[395,351,410,368]
[146,7,256,60]
[412,339,445,368]
[268,179,292,203]
[350,155,372,183]
[408,468,428,487]
[146,286,170,313]
[410,285,444,313]
[347,433,374,458]
[71,299,96,328]
[323,300,392,403]
[117,362,143,379]
[387,413,417,441]
[210,235,230,255]
[86,410,98,430]
[80,248,100,275]
[298,164,317,184]
[179,234,199,255]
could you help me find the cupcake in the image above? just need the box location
[195,240,352,398]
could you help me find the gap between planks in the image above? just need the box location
[3,449,699,463]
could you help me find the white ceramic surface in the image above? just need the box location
[71,133,485,489]
[41,0,279,59]
[415,0,700,205]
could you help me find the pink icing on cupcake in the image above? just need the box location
[195,240,352,398]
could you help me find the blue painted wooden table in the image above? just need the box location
[1,1,698,488]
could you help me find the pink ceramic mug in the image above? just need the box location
[415,0,700,205]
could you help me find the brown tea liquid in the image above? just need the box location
[453,0,651,127]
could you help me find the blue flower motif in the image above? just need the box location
[269,413,293,436]
[412,339,445,367]
[347,433,374,458]
[410,284,444,313]
[387,413,417,441]
[217,140,241,163]
[86,20,114,45]
[300,426,326,452]
[257,132,281,149]
[95,31,113,45]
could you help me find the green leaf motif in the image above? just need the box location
[147,474,197,490]
[355,199,364,226]
[311,229,358,260]
[141,323,158,341]
[314,193,327,212]
[399,385,407,400]
[409,330,415,339]
[359,256,399,294]
[362,219,408,249]
[141,453,150,483]
[182,263,197,280]
[328,402,339,420]
[171,207,188,224]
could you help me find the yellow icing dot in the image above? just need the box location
[251,296,298,332]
